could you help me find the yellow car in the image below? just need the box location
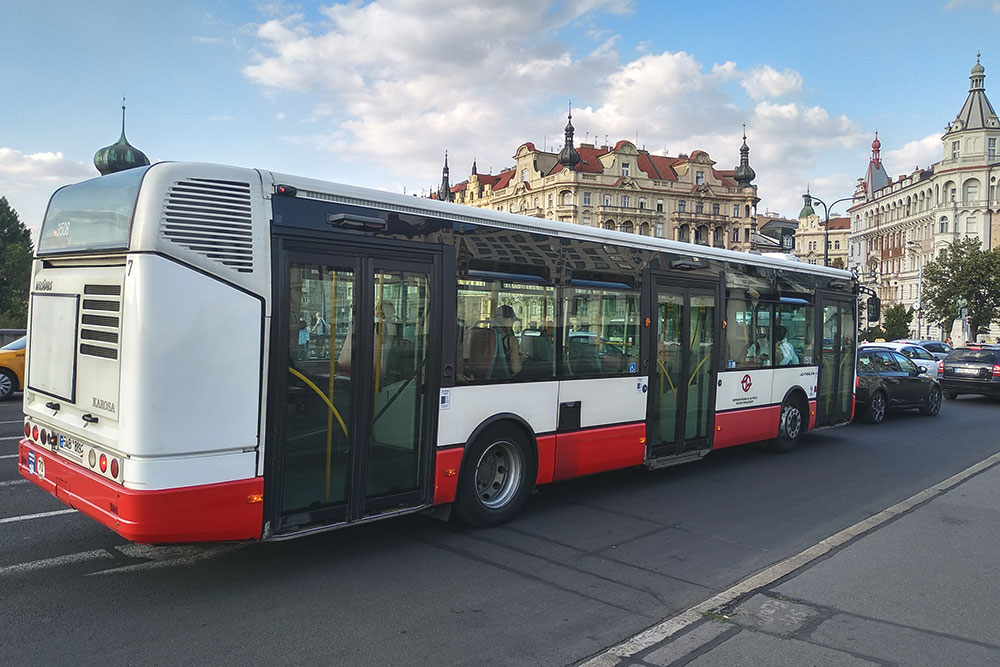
[0,335,25,401]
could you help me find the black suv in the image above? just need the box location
[940,346,1000,399]
[856,347,942,423]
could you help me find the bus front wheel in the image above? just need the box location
[454,424,535,528]
[768,396,805,453]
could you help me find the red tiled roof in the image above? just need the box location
[640,154,680,181]
[493,167,516,190]
[827,217,850,230]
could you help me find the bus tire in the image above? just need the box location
[768,395,805,453]
[454,424,535,528]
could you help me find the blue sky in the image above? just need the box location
[2,1,999,241]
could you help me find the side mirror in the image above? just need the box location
[866,297,881,322]
[917,365,927,374]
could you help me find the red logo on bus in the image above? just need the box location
[741,374,752,392]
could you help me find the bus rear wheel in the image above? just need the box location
[454,424,535,528]
[768,396,805,453]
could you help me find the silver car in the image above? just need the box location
[894,339,953,361]
[860,342,942,379]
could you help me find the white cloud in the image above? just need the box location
[241,1,867,218]
[741,66,803,101]
[883,133,942,175]
[0,148,95,240]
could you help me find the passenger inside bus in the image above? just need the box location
[744,328,772,367]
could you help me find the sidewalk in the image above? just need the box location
[583,453,1000,666]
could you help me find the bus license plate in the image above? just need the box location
[58,435,85,458]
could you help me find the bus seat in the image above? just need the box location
[468,327,497,380]
[568,337,601,375]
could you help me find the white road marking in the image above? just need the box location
[0,479,27,487]
[0,508,77,524]
[0,420,25,425]
[580,449,1000,667]
[0,454,18,460]
[1,436,23,441]
[0,550,113,575]
[88,543,246,575]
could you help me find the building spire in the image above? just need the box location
[948,54,997,134]
[557,101,581,169]
[733,124,756,187]
[437,151,452,202]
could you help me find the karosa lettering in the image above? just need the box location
[92,398,115,413]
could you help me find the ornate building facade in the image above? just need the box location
[848,55,1000,339]
[445,114,760,251]
[793,194,850,267]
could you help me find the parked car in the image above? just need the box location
[0,335,26,401]
[894,339,953,361]
[861,342,942,379]
[855,347,942,423]
[939,346,1000,400]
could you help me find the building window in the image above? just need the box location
[695,201,703,214]
[732,229,740,243]
[964,183,979,203]
[733,204,740,218]
[967,217,977,232]
[583,192,591,206]
[657,199,663,213]
[678,201,686,213]
[834,240,840,250]
[712,203,720,215]
[639,198,646,210]
[655,222,663,237]
[548,194,553,208]
[621,162,630,177]
[940,217,949,233]
[521,168,527,182]
[622,195,630,209]
[604,194,612,206]
[952,141,960,159]
[989,138,997,159]
[695,171,704,185]
[744,228,750,242]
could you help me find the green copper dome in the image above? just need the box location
[798,193,815,219]
[94,103,150,175]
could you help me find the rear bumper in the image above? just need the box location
[18,441,263,543]
[939,378,1000,396]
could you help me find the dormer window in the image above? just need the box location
[622,162,630,177]
[695,171,705,185]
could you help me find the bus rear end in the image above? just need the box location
[19,163,270,542]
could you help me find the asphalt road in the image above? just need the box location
[1,393,997,666]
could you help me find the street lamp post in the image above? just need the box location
[906,241,923,338]
[804,193,856,267]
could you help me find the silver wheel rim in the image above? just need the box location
[474,439,523,509]
[872,394,886,421]
[928,388,941,413]
[0,373,11,399]
[782,404,802,439]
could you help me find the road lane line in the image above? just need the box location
[0,420,25,425]
[0,479,27,487]
[579,449,1000,667]
[0,509,77,524]
[0,454,19,459]
[0,550,113,576]
[1,436,23,441]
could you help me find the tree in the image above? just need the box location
[0,197,33,328]
[859,325,886,342]
[881,303,913,341]
[921,238,1000,340]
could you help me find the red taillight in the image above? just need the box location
[24,422,30,438]
[32,426,38,442]
[110,459,119,478]
[993,364,1000,378]
[39,429,47,445]
[99,454,108,473]
[938,361,944,375]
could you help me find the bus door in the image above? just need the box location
[816,294,856,426]
[648,279,718,457]
[272,244,440,534]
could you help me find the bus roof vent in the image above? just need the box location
[161,178,254,273]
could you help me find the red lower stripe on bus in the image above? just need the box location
[809,399,817,431]
[432,447,464,505]
[18,441,263,543]
[713,405,780,449]
[552,423,646,482]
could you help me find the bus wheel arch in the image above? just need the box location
[453,416,537,528]
[768,389,808,453]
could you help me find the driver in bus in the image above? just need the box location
[496,305,523,377]
[744,328,771,366]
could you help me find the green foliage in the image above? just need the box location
[859,325,886,342]
[830,257,845,269]
[882,303,913,341]
[922,238,1000,339]
[0,197,33,327]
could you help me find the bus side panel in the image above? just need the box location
[713,406,780,448]
[552,423,645,481]
[20,442,263,543]
[436,382,559,447]
[119,256,262,488]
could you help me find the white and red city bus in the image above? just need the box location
[19,162,858,542]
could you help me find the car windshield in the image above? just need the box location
[1,336,25,351]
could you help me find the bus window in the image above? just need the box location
[726,294,772,369]
[562,288,640,377]
[776,300,814,365]
[456,278,555,383]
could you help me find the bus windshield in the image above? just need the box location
[37,166,149,255]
